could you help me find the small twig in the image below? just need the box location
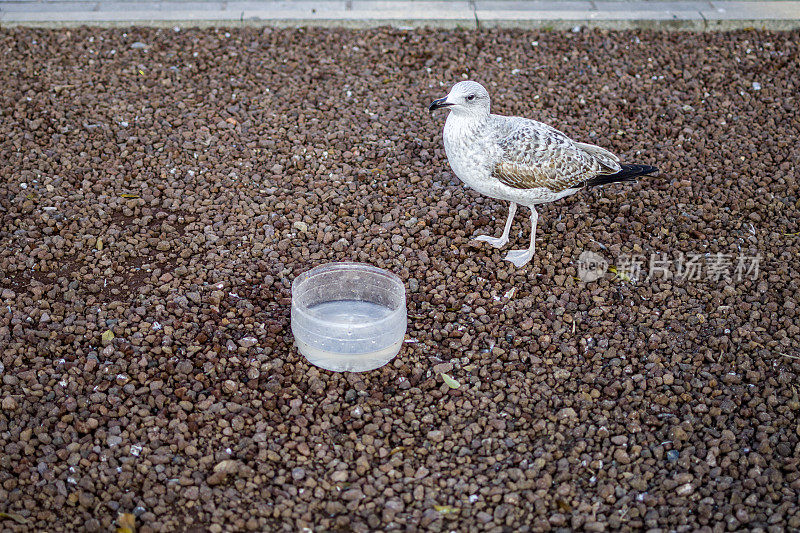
[779,352,800,360]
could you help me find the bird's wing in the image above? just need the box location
[574,142,621,170]
[491,121,621,192]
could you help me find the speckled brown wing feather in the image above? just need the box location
[492,123,616,192]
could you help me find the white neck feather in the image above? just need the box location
[444,112,487,141]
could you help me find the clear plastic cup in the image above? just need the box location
[291,262,407,372]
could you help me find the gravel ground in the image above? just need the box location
[1,26,799,532]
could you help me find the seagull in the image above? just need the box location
[429,81,657,267]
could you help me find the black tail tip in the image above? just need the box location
[620,164,658,177]
[635,164,658,175]
[585,164,658,188]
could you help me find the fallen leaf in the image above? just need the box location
[0,511,28,524]
[433,505,460,514]
[388,446,406,457]
[101,330,115,344]
[120,194,140,198]
[117,512,136,533]
[441,373,460,389]
[96,238,103,251]
[608,266,631,282]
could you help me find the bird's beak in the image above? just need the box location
[429,97,453,113]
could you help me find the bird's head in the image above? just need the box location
[429,81,491,118]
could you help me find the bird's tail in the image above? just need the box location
[585,164,658,187]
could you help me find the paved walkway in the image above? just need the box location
[1,0,799,29]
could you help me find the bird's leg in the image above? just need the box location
[473,202,517,249]
[504,206,538,267]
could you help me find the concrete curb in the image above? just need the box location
[1,1,800,30]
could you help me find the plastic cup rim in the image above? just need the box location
[291,262,407,330]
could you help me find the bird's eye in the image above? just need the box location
[467,94,476,101]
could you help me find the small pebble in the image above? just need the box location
[667,450,680,462]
